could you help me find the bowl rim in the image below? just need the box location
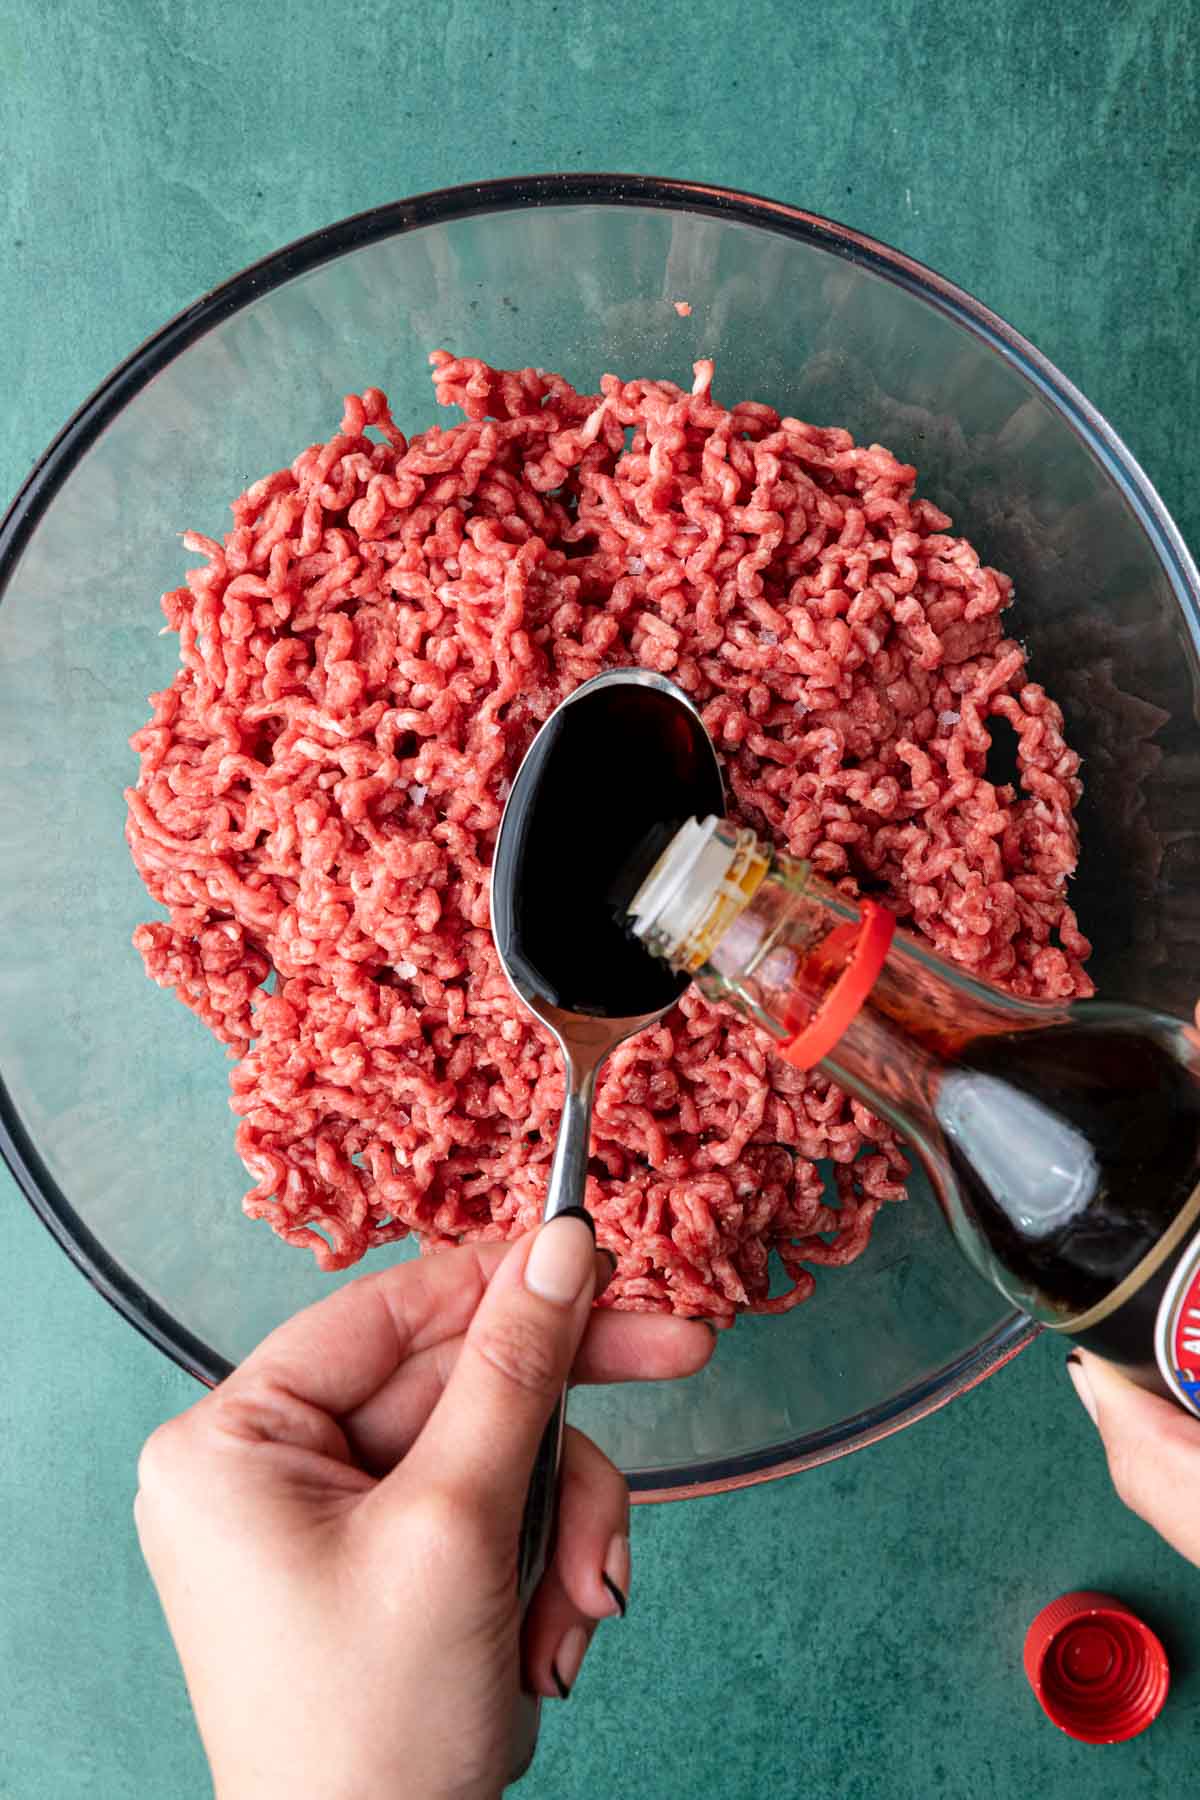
[3,171,1195,1498]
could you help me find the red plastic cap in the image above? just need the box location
[780,901,895,1071]
[1024,1591,1169,1744]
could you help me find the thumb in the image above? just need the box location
[1068,1350,1200,1566]
[398,1213,598,1533]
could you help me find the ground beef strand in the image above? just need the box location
[125,356,1091,1320]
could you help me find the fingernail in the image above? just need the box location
[1067,1351,1098,1427]
[525,1214,597,1307]
[594,1245,619,1293]
[701,1319,719,1337]
[602,1532,630,1617]
[551,1624,589,1699]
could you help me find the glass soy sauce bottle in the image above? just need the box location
[627,816,1200,1414]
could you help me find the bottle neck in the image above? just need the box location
[630,816,1057,1136]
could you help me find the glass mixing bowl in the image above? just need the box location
[3,176,1199,1500]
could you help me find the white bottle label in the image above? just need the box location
[1155,1228,1200,1418]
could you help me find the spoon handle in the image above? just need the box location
[508,1384,566,1780]
[542,1060,599,1227]
[510,1061,599,1779]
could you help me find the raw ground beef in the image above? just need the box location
[125,355,1092,1321]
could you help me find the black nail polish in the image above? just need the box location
[551,1204,595,1239]
[551,1662,571,1700]
[600,1247,619,1273]
[602,1573,628,1618]
[1066,1350,1081,1367]
[701,1319,719,1337]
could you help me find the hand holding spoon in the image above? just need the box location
[489,668,723,1773]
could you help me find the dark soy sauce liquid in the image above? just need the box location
[932,1011,1200,1349]
[492,684,723,1018]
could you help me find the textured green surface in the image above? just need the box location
[2,2,1199,1796]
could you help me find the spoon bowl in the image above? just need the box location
[492,667,725,1224]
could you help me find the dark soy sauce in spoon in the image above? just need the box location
[492,679,724,1018]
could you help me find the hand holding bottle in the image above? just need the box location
[1069,1351,1200,1567]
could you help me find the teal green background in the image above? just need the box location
[3,2,1199,1796]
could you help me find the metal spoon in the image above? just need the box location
[489,668,723,1775]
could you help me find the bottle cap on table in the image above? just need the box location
[1024,1591,1169,1743]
